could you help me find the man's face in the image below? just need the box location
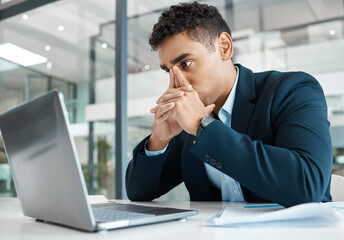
[158,31,229,107]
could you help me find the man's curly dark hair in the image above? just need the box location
[149,1,231,52]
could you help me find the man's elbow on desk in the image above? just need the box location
[125,176,157,201]
[275,176,331,208]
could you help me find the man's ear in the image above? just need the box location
[217,32,233,60]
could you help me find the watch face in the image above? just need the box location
[198,117,215,137]
[202,117,215,127]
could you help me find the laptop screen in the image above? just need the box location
[0,91,95,231]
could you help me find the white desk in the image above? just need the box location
[1,197,344,240]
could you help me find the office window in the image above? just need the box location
[0,0,343,199]
[0,0,113,197]
[126,0,344,201]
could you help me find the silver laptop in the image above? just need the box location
[0,90,197,232]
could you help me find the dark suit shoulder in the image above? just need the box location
[254,70,319,96]
[252,69,327,133]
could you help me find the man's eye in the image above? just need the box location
[181,60,191,68]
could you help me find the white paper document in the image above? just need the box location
[206,202,344,227]
[87,195,109,204]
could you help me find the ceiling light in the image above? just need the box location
[46,61,52,70]
[58,25,64,31]
[144,64,151,71]
[101,43,108,49]
[22,14,28,20]
[329,30,336,36]
[0,43,47,66]
[45,45,51,51]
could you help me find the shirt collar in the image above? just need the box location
[218,66,239,121]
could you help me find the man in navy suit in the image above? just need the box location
[125,2,332,207]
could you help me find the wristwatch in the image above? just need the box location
[196,116,215,138]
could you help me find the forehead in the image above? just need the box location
[158,31,209,66]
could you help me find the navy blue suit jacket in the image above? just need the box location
[126,64,333,207]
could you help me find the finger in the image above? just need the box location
[156,82,181,104]
[178,84,192,91]
[150,105,158,113]
[173,68,181,88]
[155,102,175,120]
[156,111,172,124]
[152,93,180,112]
[158,91,184,104]
[173,66,189,87]
[169,69,174,88]
[155,95,162,104]
[155,85,187,104]
[205,104,216,115]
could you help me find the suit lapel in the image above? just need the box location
[230,64,258,201]
[231,64,257,134]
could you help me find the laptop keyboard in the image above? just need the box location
[92,208,154,222]
[91,202,189,223]
[91,202,191,223]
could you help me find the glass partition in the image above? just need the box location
[125,0,344,201]
[0,0,113,197]
[0,0,343,200]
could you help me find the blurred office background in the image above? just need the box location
[0,0,343,200]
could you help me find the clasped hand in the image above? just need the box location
[150,66,215,144]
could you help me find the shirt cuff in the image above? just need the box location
[144,139,169,156]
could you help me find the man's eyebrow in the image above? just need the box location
[160,53,192,72]
[171,53,191,65]
[160,65,168,72]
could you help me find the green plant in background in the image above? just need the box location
[0,152,8,164]
[79,137,112,196]
[81,163,90,189]
[96,137,112,195]
[0,151,15,196]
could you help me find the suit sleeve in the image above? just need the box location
[189,73,333,207]
[126,135,184,201]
